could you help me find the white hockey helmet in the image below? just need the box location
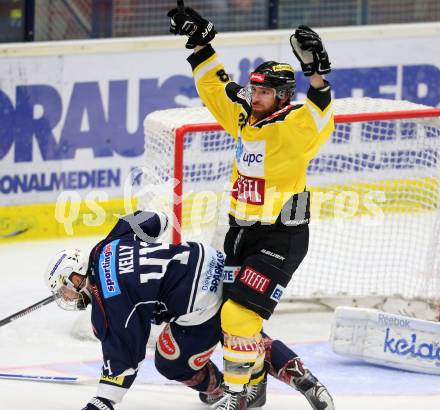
[45,249,89,310]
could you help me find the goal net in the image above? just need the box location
[140,98,440,318]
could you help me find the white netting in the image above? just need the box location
[141,107,233,247]
[141,98,440,314]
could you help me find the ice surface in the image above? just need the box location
[0,237,439,409]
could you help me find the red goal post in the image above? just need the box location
[142,98,440,319]
[172,107,440,243]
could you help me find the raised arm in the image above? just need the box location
[290,25,331,90]
[167,2,216,50]
[309,72,325,89]
[167,4,245,139]
[287,26,334,154]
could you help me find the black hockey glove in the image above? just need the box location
[290,25,331,75]
[81,397,114,410]
[290,29,315,76]
[167,7,216,49]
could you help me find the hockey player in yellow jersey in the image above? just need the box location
[168,2,334,409]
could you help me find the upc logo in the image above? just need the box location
[242,152,263,166]
[234,139,265,176]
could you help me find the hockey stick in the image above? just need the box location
[0,295,56,327]
[0,373,90,384]
[0,372,181,387]
[0,226,29,238]
[177,0,185,11]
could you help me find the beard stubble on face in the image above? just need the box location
[252,100,280,121]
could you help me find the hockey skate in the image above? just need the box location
[245,375,267,409]
[199,391,223,406]
[199,386,224,406]
[211,387,247,410]
[282,358,334,410]
[301,382,334,410]
[200,377,266,409]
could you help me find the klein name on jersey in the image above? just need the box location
[239,267,271,294]
[118,245,134,274]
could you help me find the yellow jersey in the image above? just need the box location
[188,45,334,225]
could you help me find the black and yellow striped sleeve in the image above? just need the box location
[303,81,334,147]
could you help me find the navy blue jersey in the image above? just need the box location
[86,211,225,401]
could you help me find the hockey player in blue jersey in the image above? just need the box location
[45,210,333,410]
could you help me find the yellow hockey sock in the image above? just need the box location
[221,299,264,391]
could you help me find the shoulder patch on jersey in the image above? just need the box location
[188,345,217,371]
[98,240,121,299]
[157,324,181,360]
